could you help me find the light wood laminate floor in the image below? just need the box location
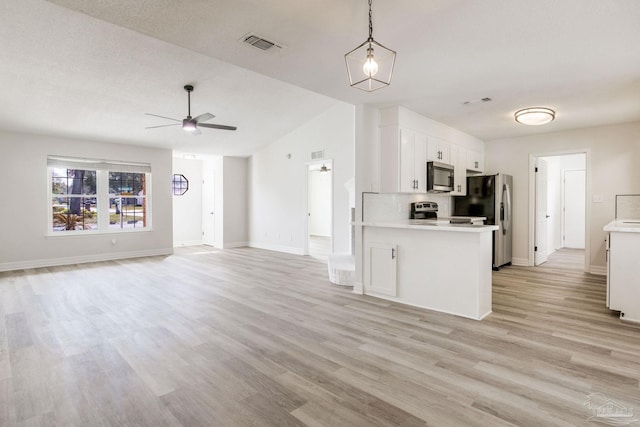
[1,246,638,426]
[540,248,585,271]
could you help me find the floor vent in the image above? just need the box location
[241,33,283,51]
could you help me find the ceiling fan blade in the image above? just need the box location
[191,127,202,136]
[145,113,181,122]
[145,123,181,129]
[199,123,238,131]
[193,113,215,123]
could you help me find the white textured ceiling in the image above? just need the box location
[2,0,640,156]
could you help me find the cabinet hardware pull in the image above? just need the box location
[391,248,395,259]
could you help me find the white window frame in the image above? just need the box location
[47,156,152,235]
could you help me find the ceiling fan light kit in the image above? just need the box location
[514,107,556,126]
[145,85,237,135]
[345,0,396,92]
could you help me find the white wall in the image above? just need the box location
[222,156,248,248]
[248,102,355,255]
[485,121,640,272]
[172,157,203,247]
[308,168,332,236]
[354,104,381,292]
[0,130,173,271]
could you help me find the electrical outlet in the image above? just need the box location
[593,195,604,203]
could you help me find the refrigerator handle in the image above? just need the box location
[502,183,511,235]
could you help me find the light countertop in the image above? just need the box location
[359,219,498,233]
[604,220,640,233]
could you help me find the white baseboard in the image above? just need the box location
[223,241,248,249]
[0,248,174,272]
[511,257,529,267]
[590,266,606,276]
[173,240,203,247]
[352,283,364,294]
[247,241,304,255]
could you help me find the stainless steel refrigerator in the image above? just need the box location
[453,174,513,270]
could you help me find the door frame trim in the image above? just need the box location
[528,149,591,272]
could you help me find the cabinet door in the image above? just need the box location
[427,137,450,163]
[399,129,415,192]
[608,232,640,314]
[467,150,484,173]
[450,144,467,196]
[366,242,398,296]
[413,133,428,192]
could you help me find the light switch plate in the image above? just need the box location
[593,194,604,203]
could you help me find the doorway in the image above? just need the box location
[202,164,215,246]
[530,152,588,271]
[306,161,333,260]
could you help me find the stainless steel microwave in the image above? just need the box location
[427,161,454,193]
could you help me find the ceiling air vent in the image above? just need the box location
[311,150,325,160]
[241,33,284,52]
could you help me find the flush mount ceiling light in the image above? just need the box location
[514,107,556,126]
[345,0,396,92]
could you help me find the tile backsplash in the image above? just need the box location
[363,193,451,221]
[616,194,640,220]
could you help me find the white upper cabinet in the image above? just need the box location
[378,106,485,194]
[466,150,484,173]
[427,137,450,164]
[380,126,427,193]
[450,144,467,196]
[399,129,427,192]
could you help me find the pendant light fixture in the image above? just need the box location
[514,107,556,126]
[345,0,396,92]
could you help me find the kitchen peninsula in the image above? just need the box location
[362,220,497,320]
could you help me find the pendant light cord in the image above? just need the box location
[368,0,373,40]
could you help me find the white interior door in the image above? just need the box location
[535,159,549,265]
[563,169,586,248]
[202,167,215,246]
[306,162,333,257]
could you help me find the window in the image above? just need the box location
[52,168,97,231]
[48,156,151,234]
[172,174,189,195]
[109,172,147,229]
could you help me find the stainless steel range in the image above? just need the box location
[410,201,438,219]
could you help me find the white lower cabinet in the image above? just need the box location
[365,242,397,297]
[607,230,640,322]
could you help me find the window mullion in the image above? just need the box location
[97,170,109,231]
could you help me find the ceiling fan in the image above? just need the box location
[145,85,237,135]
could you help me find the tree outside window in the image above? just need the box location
[48,157,151,233]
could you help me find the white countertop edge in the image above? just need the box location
[604,220,640,233]
[359,221,498,233]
